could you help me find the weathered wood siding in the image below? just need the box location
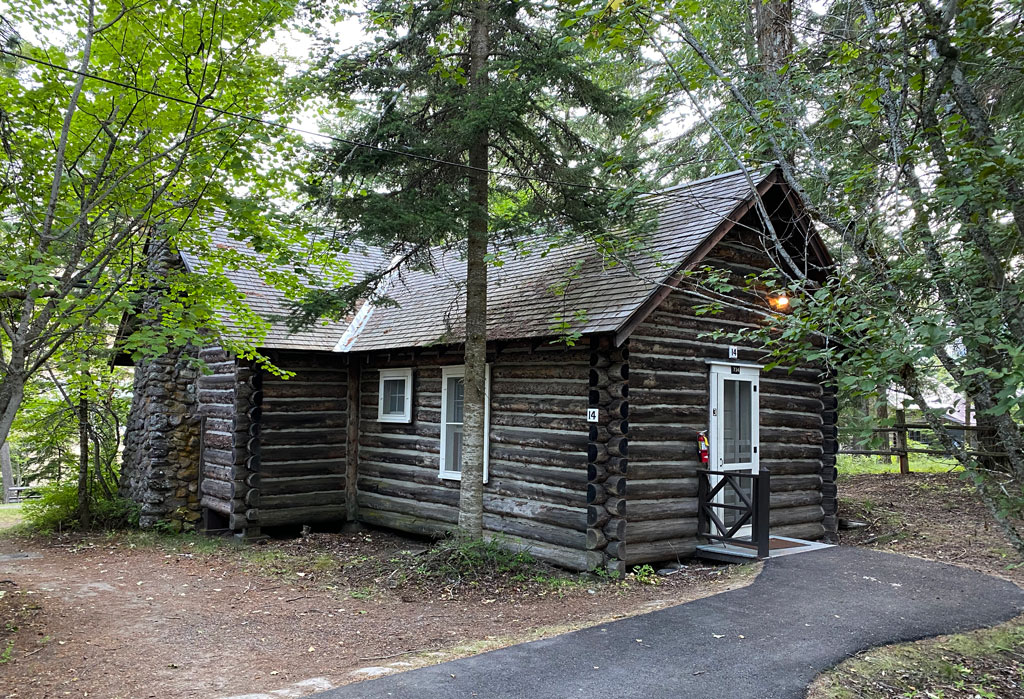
[197,348,349,533]
[195,346,260,533]
[355,344,598,570]
[623,229,830,565]
[257,350,349,527]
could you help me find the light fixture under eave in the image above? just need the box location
[769,293,790,311]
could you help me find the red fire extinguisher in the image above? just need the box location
[697,431,710,464]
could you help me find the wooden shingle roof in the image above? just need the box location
[347,168,776,352]
[186,168,802,353]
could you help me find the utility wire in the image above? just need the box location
[1,47,630,193]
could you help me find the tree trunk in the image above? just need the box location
[78,394,91,528]
[1,441,12,505]
[458,0,490,540]
[753,0,792,75]
[0,370,25,458]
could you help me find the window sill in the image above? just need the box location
[378,414,412,424]
[439,471,462,481]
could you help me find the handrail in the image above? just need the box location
[697,468,771,559]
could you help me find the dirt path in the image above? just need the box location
[0,532,751,699]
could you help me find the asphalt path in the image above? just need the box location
[312,547,1024,698]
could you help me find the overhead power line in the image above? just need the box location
[1,47,630,192]
[0,47,775,213]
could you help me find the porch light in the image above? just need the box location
[769,293,790,311]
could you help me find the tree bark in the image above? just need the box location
[78,393,91,528]
[458,0,490,540]
[1,441,12,504]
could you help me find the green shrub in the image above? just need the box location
[21,481,139,533]
[21,481,79,533]
[421,535,537,582]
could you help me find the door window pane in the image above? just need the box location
[722,379,752,464]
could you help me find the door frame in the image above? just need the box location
[706,361,761,538]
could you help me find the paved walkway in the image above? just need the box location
[313,547,1024,699]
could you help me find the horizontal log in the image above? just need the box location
[261,443,346,462]
[261,427,347,447]
[261,381,348,399]
[258,459,346,478]
[358,491,459,525]
[486,461,588,489]
[200,495,242,516]
[771,474,823,492]
[482,513,585,550]
[259,474,343,496]
[257,504,348,527]
[358,508,454,539]
[261,490,347,509]
[587,528,607,550]
[769,505,824,528]
[485,532,601,573]
[484,495,586,532]
[262,411,347,429]
[605,475,627,497]
[605,497,627,516]
[587,505,611,528]
[770,490,822,508]
[202,463,236,483]
[626,478,696,499]
[626,498,698,521]
[625,518,698,544]
[200,478,235,500]
[772,521,825,541]
[603,517,626,541]
[622,537,699,565]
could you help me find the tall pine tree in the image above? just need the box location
[300,0,650,538]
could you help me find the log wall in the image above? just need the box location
[355,343,598,570]
[622,228,831,565]
[197,348,350,534]
[195,346,258,534]
[255,350,348,528]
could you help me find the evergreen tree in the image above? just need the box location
[301,0,651,538]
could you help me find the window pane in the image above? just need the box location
[382,378,405,415]
[723,379,752,464]
[445,424,463,472]
[446,376,464,423]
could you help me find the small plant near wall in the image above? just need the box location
[630,564,661,585]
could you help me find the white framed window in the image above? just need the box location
[378,368,413,423]
[439,364,490,482]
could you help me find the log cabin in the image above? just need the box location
[120,167,839,573]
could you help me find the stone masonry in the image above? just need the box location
[120,346,202,530]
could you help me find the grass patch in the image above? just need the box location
[810,616,1024,698]
[0,503,23,528]
[838,447,961,476]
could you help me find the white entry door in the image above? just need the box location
[708,363,760,537]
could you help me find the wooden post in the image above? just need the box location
[894,409,910,474]
[345,361,360,524]
[754,471,771,559]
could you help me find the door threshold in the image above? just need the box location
[696,536,834,563]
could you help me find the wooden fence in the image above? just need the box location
[837,408,995,474]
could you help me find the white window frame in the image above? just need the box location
[378,368,413,423]
[439,364,490,483]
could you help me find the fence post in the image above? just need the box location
[894,409,910,474]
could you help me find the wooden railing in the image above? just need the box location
[838,408,1000,474]
[697,469,771,559]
